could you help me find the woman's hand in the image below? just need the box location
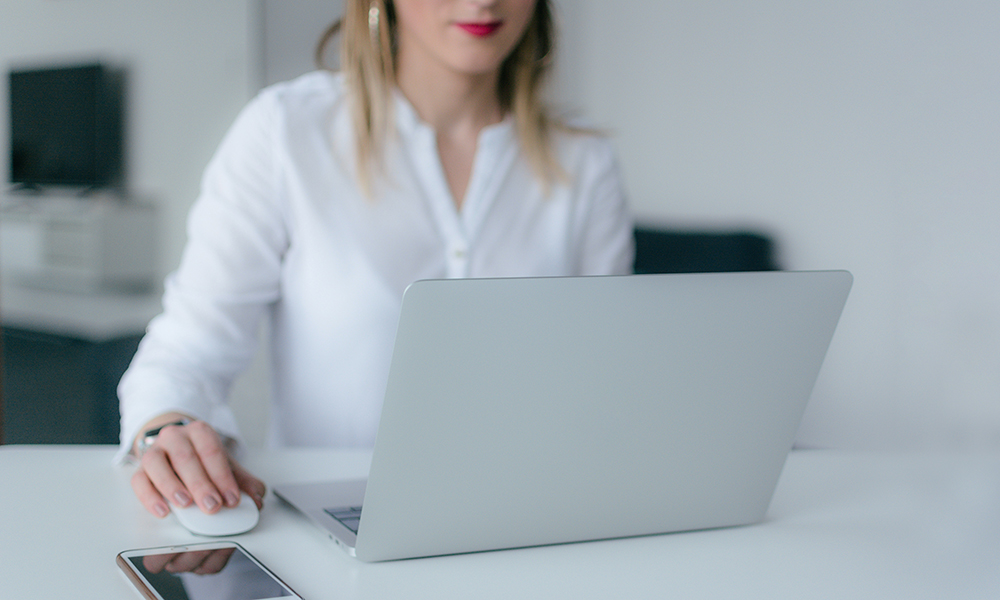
[130,416,266,518]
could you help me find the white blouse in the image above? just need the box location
[116,72,634,463]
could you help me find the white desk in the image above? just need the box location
[1,446,997,599]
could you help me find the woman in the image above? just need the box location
[119,0,634,519]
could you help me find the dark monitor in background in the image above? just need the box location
[8,63,125,191]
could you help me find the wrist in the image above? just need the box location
[132,413,194,457]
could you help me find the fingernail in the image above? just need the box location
[225,491,240,507]
[203,495,219,511]
[154,503,169,518]
[174,491,191,506]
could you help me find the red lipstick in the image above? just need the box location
[456,21,503,37]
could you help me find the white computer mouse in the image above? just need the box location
[172,492,260,536]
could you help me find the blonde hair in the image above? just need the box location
[316,0,564,195]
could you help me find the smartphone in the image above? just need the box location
[117,542,303,600]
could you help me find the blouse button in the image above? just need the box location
[448,245,469,278]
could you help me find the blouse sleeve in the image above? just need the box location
[573,137,635,276]
[115,91,289,464]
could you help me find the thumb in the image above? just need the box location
[231,460,267,509]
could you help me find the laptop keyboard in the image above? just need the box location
[324,506,363,533]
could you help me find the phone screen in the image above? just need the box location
[119,543,298,600]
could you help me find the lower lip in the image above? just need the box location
[456,22,503,37]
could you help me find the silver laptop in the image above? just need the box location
[275,271,852,562]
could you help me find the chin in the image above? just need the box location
[449,55,509,77]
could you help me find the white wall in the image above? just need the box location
[555,0,1000,449]
[260,0,342,87]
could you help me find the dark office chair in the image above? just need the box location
[632,226,780,274]
[0,325,4,445]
